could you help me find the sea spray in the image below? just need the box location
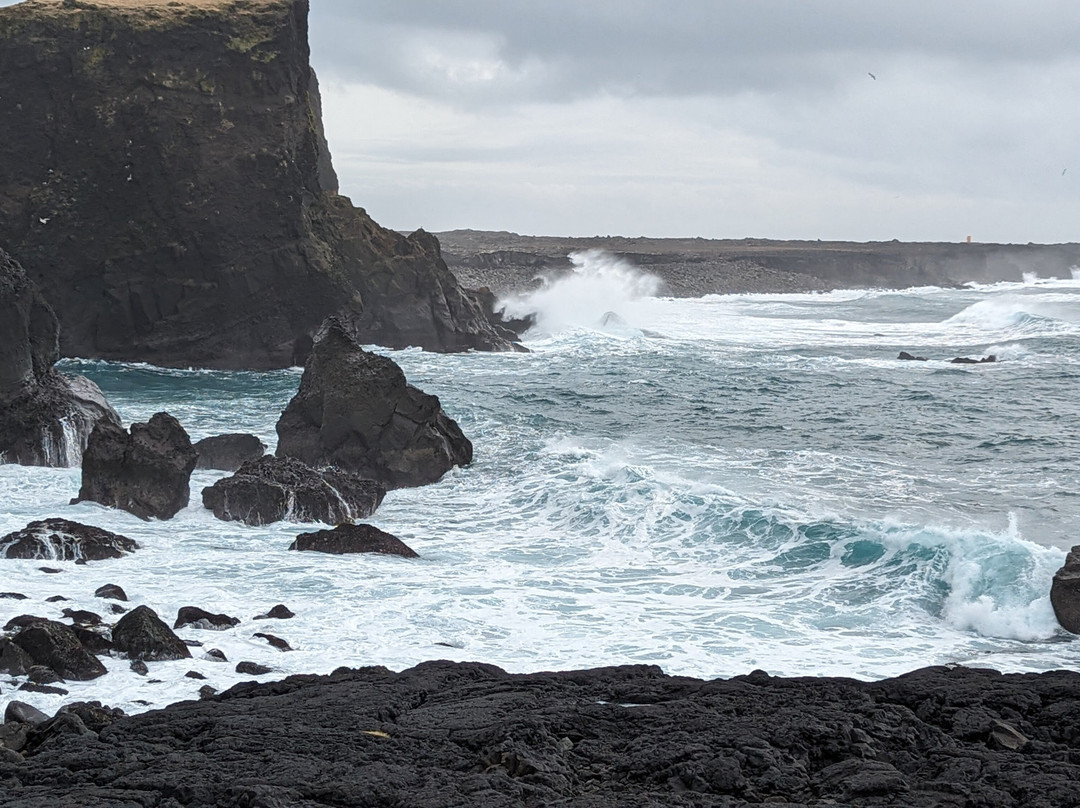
[499,250,661,335]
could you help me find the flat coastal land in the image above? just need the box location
[438,230,1080,296]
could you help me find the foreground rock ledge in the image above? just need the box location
[3,662,1080,806]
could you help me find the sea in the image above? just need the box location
[2,251,1079,717]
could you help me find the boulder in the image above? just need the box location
[1051,546,1080,633]
[950,355,997,364]
[94,583,127,601]
[111,606,191,662]
[254,604,295,620]
[61,609,103,627]
[194,433,267,471]
[0,518,137,561]
[10,620,107,680]
[0,248,119,466]
[275,319,473,489]
[897,351,928,361]
[201,455,385,526]
[236,661,273,676]
[289,524,419,559]
[4,701,48,727]
[0,1,521,369]
[253,633,292,651]
[72,412,198,520]
[0,639,35,676]
[174,607,240,631]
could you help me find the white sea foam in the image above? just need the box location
[499,250,661,335]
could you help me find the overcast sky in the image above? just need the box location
[308,1,1080,243]
[2,0,1076,242]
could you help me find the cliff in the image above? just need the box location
[0,0,519,369]
[439,231,1080,297]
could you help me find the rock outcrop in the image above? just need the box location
[289,524,419,557]
[10,620,107,681]
[174,607,240,631]
[0,0,521,369]
[276,319,473,488]
[73,412,198,520]
[111,605,191,662]
[0,519,137,561]
[193,433,267,471]
[201,455,385,525]
[1051,546,1080,633]
[4,662,1080,806]
[0,248,120,466]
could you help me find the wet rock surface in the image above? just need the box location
[0,1,520,369]
[2,662,1080,806]
[1051,545,1080,633]
[202,454,386,526]
[193,433,267,471]
[111,606,191,662]
[9,620,106,681]
[174,606,240,631]
[276,319,473,489]
[0,519,137,561]
[290,523,419,558]
[0,248,119,466]
[73,412,198,520]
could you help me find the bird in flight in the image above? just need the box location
[868,72,876,80]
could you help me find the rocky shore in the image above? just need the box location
[438,230,1080,297]
[3,661,1080,806]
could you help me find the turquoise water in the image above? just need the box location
[2,262,1079,715]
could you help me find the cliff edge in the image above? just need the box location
[0,0,520,368]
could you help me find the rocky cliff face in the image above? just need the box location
[0,0,519,369]
[0,247,119,465]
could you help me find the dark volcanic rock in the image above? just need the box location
[950,354,997,364]
[61,609,102,627]
[897,351,928,361]
[290,524,419,558]
[94,583,127,601]
[73,628,113,657]
[0,248,119,466]
[254,604,295,620]
[111,605,191,662]
[0,518,137,561]
[276,319,473,488]
[4,662,1080,806]
[236,661,273,675]
[0,0,520,369]
[174,606,240,631]
[0,592,27,599]
[73,412,198,520]
[201,455,385,526]
[253,632,292,651]
[0,639,35,676]
[1051,545,1080,633]
[194,433,267,471]
[10,620,107,680]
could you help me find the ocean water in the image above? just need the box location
[2,254,1080,717]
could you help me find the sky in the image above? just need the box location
[3,1,1077,242]
[307,1,1080,243]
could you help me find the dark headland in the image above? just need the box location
[3,1,1080,807]
[439,230,1080,297]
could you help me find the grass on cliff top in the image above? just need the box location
[4,0,292,25]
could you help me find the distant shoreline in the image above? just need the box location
[435,229,1080,297]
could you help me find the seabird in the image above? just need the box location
[868,72,876,80]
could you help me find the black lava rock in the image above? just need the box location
[289,524,419,558]
[11,620,107,680]
[174,606,240,631]
[0,519,137,561]
[193,433,267,471]
[111,606,191,662]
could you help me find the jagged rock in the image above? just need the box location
[94,583,127,601]
[236,661,273,676]
[194,433,267,471]
[1051,546,1080,633]
[111,606,191,662]
[174,606,240,631]
[0,519,138,561]
[253,633,292,651]
[202,455,385,526]
[0,0,520,370]
[254,604,294,620]
[0,639,35,676]
[72,412,197,520]
[897,351,928,361]
[289,524,419,558]
[10,620,107,680]
[950,355,997,364]
[276,319,473,489]
[0,248,119,466]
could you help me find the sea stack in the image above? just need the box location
[0,248,120,466]
[0,0,521,369]
[276,318,473,488]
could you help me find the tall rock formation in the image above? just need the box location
[0,0,520,369]
[0,248,119,466]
